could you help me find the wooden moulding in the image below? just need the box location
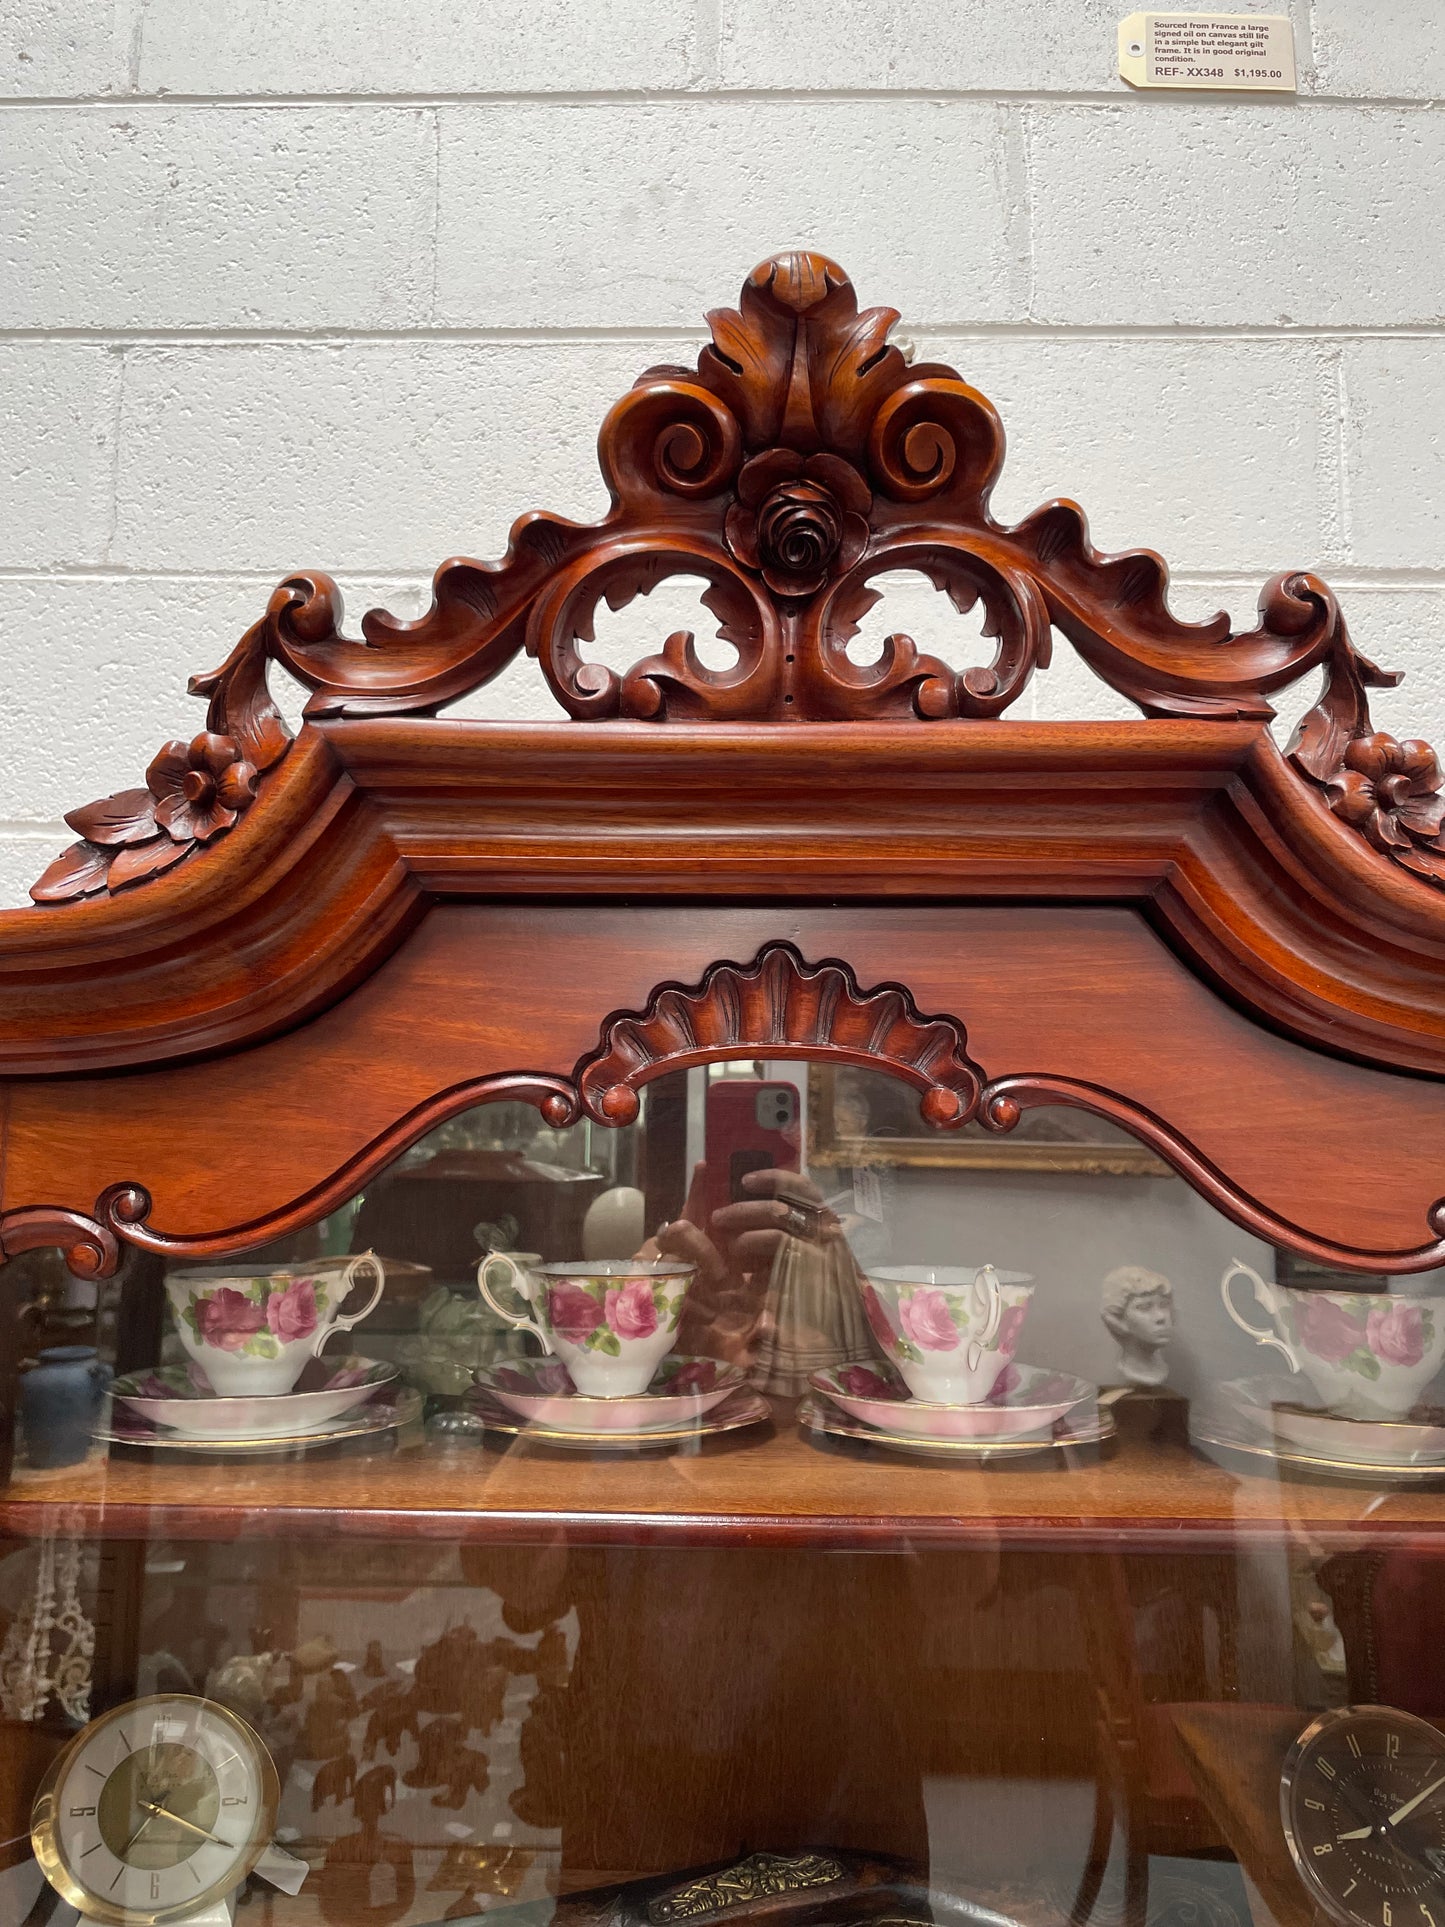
[7,1422,1445,1552]
[5,907,1445,1274]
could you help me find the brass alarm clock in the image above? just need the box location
[31,1694,281,1925]
[1283,1706,1445,1927]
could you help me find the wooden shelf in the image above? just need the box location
[5,1405,1445,1551]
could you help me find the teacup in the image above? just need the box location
[478,1254,695,1396]
[1221,1260,1445,1420]
[860,1265,1035,1404]
[165,1253,386,1397]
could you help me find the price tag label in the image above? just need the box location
[1118,12,1296,91]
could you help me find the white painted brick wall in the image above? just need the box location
[1,0,1442,906]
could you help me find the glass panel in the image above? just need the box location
[3,1056,1444,1927]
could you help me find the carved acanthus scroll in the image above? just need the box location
[31,249,1442,899]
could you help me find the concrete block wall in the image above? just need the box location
[2,0,1442,905]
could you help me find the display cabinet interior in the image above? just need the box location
[4,252,1445,1927]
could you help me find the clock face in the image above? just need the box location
[1283,1707,1445,1927]
[32,1694,279,1925]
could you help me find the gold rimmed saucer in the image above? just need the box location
[798,1394,1115,1464]
[97,1387,424,1455]
[1191,1416,1445,1487]
[466,1387,771,1451]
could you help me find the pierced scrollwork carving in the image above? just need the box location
[30,250,1445,898]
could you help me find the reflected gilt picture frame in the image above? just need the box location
[806,1066,1172,1176]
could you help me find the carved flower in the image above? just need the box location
[724,449,871,597]
[33,729,260,901]
[148,732,258,844]
[1327,733,1445,855]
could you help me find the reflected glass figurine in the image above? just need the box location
[1102,1265,1175,1387]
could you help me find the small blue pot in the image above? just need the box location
[19,1345,112,1469]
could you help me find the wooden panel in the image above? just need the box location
[5,904,1445,1262]
[4,1417,1445,1552]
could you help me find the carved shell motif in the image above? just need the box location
[30,249,1445,899]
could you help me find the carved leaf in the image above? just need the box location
[106,836,192,891]
[64,787,158,846]
[30,842,113,903]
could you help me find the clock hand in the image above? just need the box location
[1337,1826,1375,1840]
[1388,1773,1445,1828]
[120,1791,169,1860]
[140,1801,237,1853]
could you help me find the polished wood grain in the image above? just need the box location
[7,904,1445,1269]
[7,723,1445,1086]
[4,1418,1445,1552]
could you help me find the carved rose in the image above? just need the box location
[33,729,260,901]
[148,732,258,844]
[1366,1301,1427,1367]
[1326,734,1445,858]
[724,449,871,597]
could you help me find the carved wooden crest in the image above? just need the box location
[31,249,1445,901]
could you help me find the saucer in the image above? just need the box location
[799,1393,1115,1463]
[111,1355,397,1440]
[474,1354,746,1434]
[1190,1413,1445,1488]
[810,1362,1096,1443]
[1212,1375,1445,1468]
[464,1385,771,1451]
[98,1386,422,1455]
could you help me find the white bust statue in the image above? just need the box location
[1102,1265,1175,1388]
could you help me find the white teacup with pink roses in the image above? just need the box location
[478,1254,695,1396]
[1221,1261,1445,1420]
[165,1254,386,1397]
[860,1264,1035,1405]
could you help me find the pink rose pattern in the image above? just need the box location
[195,1287,266,1352]
[841,1364,905,1401]
[667,1359,719,1394]
[986,1362,1022,1404]
[1293,1295,1367,1365]
[995,1302,1028,1360]
[898,1288,961,1353]
[605,1279,659,1340]
[863,1284,896,1351]
[1367,1301,1427,1367]
[547,1282,606,1345]
[266,1278,319,1343]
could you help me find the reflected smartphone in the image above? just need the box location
[698,1077,801,1230]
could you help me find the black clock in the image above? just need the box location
[1283,1707,1445,1927]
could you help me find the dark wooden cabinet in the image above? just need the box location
[3,252,1445,1927]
